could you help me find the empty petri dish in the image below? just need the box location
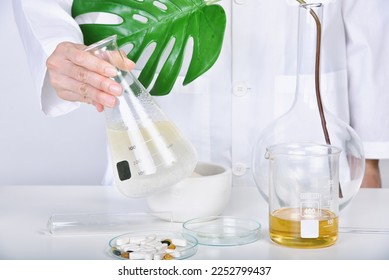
[109,230,198,260]
[182,216,261,246]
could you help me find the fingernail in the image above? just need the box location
[105,66,118,77]
[126,60,136,70]
[109,84,122,95]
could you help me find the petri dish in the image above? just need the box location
[108,230,198,260]
[182,216,261,246]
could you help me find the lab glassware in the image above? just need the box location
[252,3,364,211]
[267,143,341,248]
[47,212,173,235]
[86,35,197,198]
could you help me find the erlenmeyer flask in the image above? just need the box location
[86,35,197,198]
[252,3,365,211]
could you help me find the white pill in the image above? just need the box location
[171,238,187,247]
[146,234,157,241]
[129,236,146,244]
[115,237,130,246]
[146,240,161,247]
[170,251,181,258]
[121,244,141,252]
[139,248,157,254]
[165,249,176,254]
[129,252,146,260]
[155,243,168,251]
[153,253,163,260]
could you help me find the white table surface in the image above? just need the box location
[0,185,388,260]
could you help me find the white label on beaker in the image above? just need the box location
[300,220,319,238]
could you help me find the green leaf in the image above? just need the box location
[72,0,226,96]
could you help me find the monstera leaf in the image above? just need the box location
[72,0,226,95]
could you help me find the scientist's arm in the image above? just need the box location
[13,0,134,115]
[362,159,381,188]
[342,0,389,188]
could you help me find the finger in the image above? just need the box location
[57,76,117,108]
[81,84,117,108]
[70,45,135,74]
[57,89,86,103]
[48,42,135,79]
[48,58,121,96]
[120,50,136,71]
[72,65,123,96]
[47,42,116,78]
[60,88,111,113]
[65,44,118,77]
[76,44,135,72]
[94,103,105,112]
[107,49,136,71]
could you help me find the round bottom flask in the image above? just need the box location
[252,3,365,211]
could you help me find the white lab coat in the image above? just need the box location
[13,0,389,187]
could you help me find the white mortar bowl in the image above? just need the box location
[146,162,232,222]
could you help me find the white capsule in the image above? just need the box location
[139,244,153,250]
[139,248,157,255]
[121,244,141,252]
[146,241,161,247]
[140,240,148,245]
[170,251,181,258]
[146,234,157,241]
[115,237,130,246]
[155,243,168,251]
[171,238,187,247]
[129,252,146,260]
[153,253,163,260]
[129,236,146,244]
[165,249,176,254]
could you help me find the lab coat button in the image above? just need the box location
[232,163,247,176]
[233,84,248,97]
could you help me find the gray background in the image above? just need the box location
[0,0,107,185]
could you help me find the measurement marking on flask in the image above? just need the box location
[143,138,154,144]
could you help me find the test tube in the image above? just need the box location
[47,212,174,235]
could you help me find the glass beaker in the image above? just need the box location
[267,143,341,248]
[86,35,197,198]
[252,3,364,211]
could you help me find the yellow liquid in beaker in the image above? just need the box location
[269,208,338,248]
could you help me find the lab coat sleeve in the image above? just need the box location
[12,0,83,117]
[342,0,389,159]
